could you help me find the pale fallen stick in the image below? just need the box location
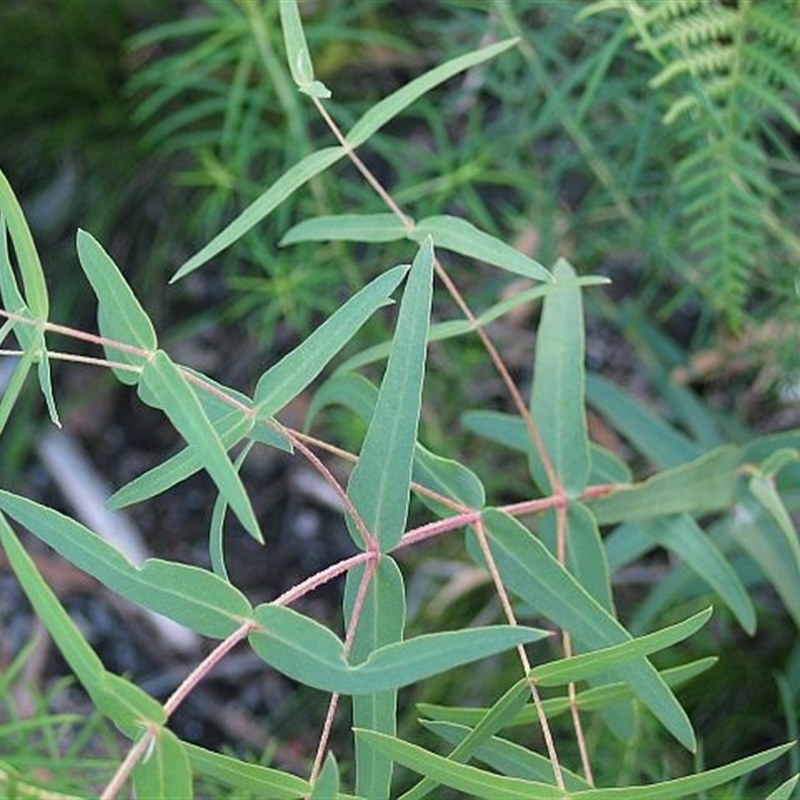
[36,427,199,654]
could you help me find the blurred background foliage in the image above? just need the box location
[1,0,800,795]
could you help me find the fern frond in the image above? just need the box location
[609,0,800,329]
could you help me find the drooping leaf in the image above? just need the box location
[254,264,408,415]
[480,509,695,750]
[0,491,253,638]
[347,240,433,551]
[76,229,157,384]
[281,213,409,245]
[133,727,192,800]
[344,557,406,800]
[529,258,590,496]
[249,603,549,694]
[411,215,551,282]
[139,350,262,541]
[587,445,742,525]
[0,168,48,319]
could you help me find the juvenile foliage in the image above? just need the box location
[0,1,799,798]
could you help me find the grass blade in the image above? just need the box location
[347,240,433,551]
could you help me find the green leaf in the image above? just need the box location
[249,603,549,694]
[0,168,48,319]
[586,372,700,469]
[281,213,409,245]
[279,0,331,98]
[766,775,800,800]
[0,511,105,690]
[310,753,340,800]
[0,344,36,438]
[411,215,551,282]
[480,509,695,750]
[461,410,631,484]
[421,721,590,792]
[402,679,535,800]
[530,608,712,687]
[185,743,313,798]
[133,727,192,800]
[640,515,756,634]
[587,445,742,525]
[0,491,253,638]
[172,146,345,281]
[344,557,406,800]
[357,730,563,799]
[305,371,378,431]
[724,497,800,630]
[412,444,486,516]
[139,350,262,541]
[347,240,433,551]
[359,731,792,800]
[346,38,519,149]
[94,672,167,735]
[76,229,157,385]
[418,657,718,728]
[529,258,590,495]
[255,264,408,414]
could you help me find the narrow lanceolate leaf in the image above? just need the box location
[586,372,700,469]
[94,672,166,735]
[641,515,756,634]
[344,557,406,800]
[172,146,345,281]
[249,603,548,695]
[0,491,253,638]
[346,38,519,149]
[357,730,563,800]
[310,754,340,800]
[0,512,105,690]
[412,444,486,517]
[347,240,433,551]
[255,264,409,414]
[480,509,695,751]
[411,216,551,282]
[140,350,262,541]
[530,608,712,687]
[279,0,331,98]
[280,213,409,245]
[133,727,192,800]
[0,168,48,318]
[588,445,742,525]
[184,744,314,799]
[76,229,157,384]
[1,218,60,427]
[529,258,590,495]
